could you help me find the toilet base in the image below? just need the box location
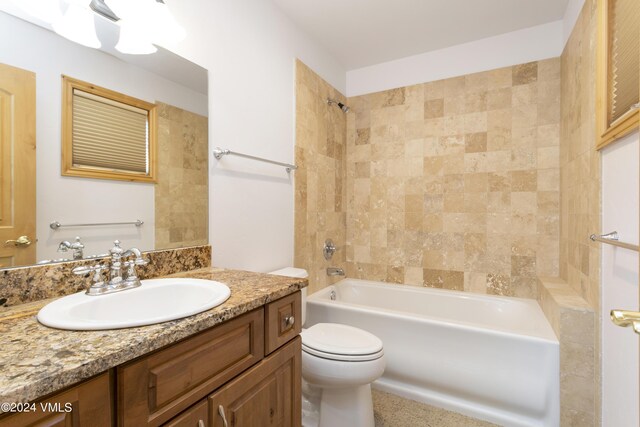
[303,381,375,427]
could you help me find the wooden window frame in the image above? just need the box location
[61,75,157,183]
[596,0,639,150]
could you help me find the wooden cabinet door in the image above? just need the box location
[163,399,209,427]
[118,309,264,426]
[0,373,112,427]
[209,337,301,427]
[0,63,36,267]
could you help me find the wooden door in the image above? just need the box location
[209,337,301,427]
[0,63,36,267]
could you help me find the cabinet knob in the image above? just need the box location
[197,420,205,427]
[284,315,295,328]
[218,405,229,427]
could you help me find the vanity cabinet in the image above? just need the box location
[0,373,112,427]
[121,292,302,427]
[0,292,302,427]
[118,309,265,426]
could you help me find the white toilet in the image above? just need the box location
[268,268,385,427]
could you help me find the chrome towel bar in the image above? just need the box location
[213,147,297,173]
[50,220,144,230]
[590,231,639,252]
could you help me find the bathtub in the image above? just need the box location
[305,279,559,427]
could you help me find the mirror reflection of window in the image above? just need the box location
[62,76,157,183]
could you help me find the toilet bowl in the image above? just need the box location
[268,268,385,427]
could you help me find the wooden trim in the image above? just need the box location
[596,0,640,150]
[61,75,157,183]
[597,109,640,149]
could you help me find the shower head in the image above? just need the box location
[327,98,350,113]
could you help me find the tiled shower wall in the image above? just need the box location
[345,60,561,297]
[560,0,600,309]
[560,0,601,424]
[155,102,209,249]
[294,61,347,294]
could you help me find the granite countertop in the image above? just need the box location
[0,267,307,405]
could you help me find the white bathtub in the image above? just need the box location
[305,279,559,427]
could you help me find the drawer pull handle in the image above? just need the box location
[218,405,229,427]
[284,315,295,328]
[198,420,205,427]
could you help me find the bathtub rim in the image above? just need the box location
[307,279,558,344]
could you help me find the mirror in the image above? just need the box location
[0,7,208,269]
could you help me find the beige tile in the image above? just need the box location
[373,390,498,427]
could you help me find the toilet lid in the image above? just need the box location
[301,323,383,361]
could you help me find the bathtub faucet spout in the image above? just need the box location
[327,267,345,277]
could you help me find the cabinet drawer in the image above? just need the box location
[163,399,209,427]
[0,373,112,427]
[209,337,301,427]
[265,292,301,354]
[118,309,264,426]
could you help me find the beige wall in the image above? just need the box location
[344,60,561,298]
[560,0,601,425]
[155,102,209,249]
[560,0,600,309]
[294,61,347,294]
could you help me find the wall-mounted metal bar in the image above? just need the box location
[50,220,144,230]
[213,147,297,173]
[590,231,639,252]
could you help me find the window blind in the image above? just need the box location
[72,89,149,173]
[608,0,639,123]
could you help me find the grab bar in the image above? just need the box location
[213,147,297,173]
[50,220,144,230]
[590,231,639,252]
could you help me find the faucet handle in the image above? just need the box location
[72,265,92,276]
[109,240,125,257]
[73,264,108,294]
[74,236,85,249]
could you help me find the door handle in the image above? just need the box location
[5,235,32,247]
[610,309,640,334]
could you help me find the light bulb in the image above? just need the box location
[148,0,185,47]
[115,19,157,55]
[11,0,62,24]
[52,1,101,48]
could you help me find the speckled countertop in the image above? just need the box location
[0,267,307,405]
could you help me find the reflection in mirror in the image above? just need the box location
[0,8,208,270]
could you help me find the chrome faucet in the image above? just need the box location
[57,236,84,260]
[326,267,345,277]
[72,240,148,296]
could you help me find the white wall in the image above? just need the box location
[0,11,208,261]
[345,21,564,97]
[166,0,346,272]
[601,131,639,427]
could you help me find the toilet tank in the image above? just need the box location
[268,268,308,325]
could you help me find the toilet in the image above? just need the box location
[268,268,385,427]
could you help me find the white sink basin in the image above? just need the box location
[37,278,231,330]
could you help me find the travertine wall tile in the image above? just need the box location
[559,0,600,424]
[155,102,208,249]
[538,277,596,427]
[345,60,561,295]
[294,61,347,294]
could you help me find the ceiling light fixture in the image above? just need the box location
[11,0,63,24]
[12,0,185,55]
[52,0,101,49]
[115,19,157,55]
